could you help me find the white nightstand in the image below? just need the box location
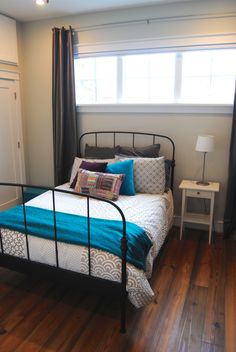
[179,180,220,244]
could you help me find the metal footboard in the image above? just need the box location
[0,182,128,333]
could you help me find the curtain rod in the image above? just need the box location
[74,18,148,33]
[73,11,236,33]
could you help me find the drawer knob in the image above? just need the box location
[197,191,200,195]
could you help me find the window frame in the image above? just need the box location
[77,103,233,115]
[74,45,236,115]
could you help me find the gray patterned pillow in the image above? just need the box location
[116,156,165,194]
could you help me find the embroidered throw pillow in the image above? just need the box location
[75,169,124,201]
[70,160,108,189]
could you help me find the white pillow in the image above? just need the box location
[70,157,116,184]
[116,156,165,194]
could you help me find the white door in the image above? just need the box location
[0,78,24,210]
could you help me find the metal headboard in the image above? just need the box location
[78,131,175,191]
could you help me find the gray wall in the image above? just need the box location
[19,0,236,231]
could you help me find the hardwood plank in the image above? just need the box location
[193,243,211,287]
[176,285,208,352]
[123,237,187,352]
[39,294,101,352]
[201,342,224,352]
[0,228,234,352]
[0,267,25,286]
[225,240,236,352]
[69,297,121,352]
[14,289,81,352]
[0,276,39,321]
[201,342,214,352]
[202,240,225,347]
[0,271,27,301]
[68,236,185,352]
[151,239,198,352]
[126,238,198,352]
[0,284,66,352]
[0,280,53,339]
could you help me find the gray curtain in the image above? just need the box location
[52,26,78,186]
[224,82,236,238]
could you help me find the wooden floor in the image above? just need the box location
[0,228,235,352]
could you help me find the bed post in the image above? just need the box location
[0,229,3,254]
[21,186,30,260]
[87,197,91,276]
[171,160,175,192]
[52,189,59,268]
[120,227,128,333]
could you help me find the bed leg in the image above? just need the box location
[120,293,127,333]
[120,231,127,333]
[153,290,159,304]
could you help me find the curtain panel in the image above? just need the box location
[52,26,78,186]
[224,82,236,238]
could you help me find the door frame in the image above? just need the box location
[0,69,26,209]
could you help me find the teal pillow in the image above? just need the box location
[106,160,135,196]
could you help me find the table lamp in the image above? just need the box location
[195,135,214,186]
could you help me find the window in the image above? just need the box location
[74,48,236,105]
[122,53,175,103]
[181,49,236,104]
[74,56,117,104]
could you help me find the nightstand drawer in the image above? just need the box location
[186,189,212,199]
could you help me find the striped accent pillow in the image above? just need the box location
[75,169,124,201]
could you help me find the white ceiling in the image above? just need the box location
[0,0,191,23]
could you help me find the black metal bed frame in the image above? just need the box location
[79,131,175,191]
[0,131,175,333]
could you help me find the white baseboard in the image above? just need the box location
[173,215,223,233]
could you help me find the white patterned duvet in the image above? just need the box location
[0,183,173,308]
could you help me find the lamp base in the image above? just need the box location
[196,181,210,186]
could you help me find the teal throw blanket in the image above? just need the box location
[0,205,152,271]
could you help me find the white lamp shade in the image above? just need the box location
[195,135,215,153]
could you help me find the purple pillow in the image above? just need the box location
[80,160,108,172]
[70,160,108,189]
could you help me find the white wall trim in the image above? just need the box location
[14,80,26,184]
[0,59,18,66]
[78,104,233,115]
[0,69,20,81]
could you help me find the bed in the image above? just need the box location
[0,131,175,332]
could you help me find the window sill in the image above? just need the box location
[77,104,233,115]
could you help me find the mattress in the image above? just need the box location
[0,184,174,308]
